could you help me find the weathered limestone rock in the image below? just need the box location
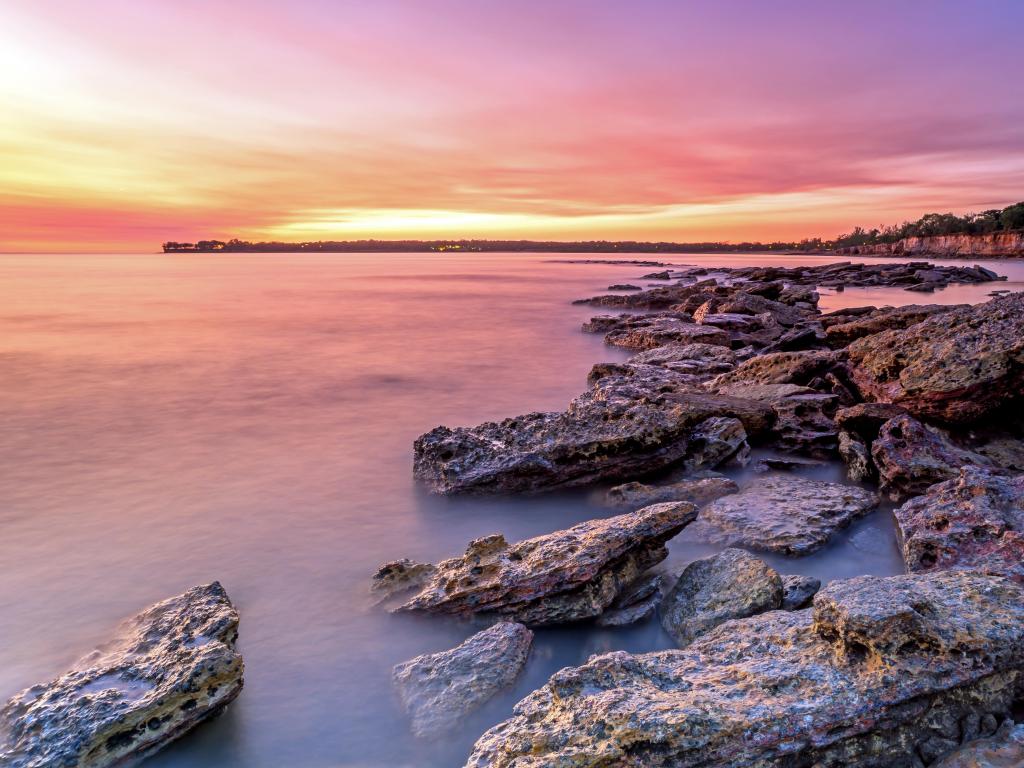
[0,583,243,768]
[595,573,665,627]
[835,402,911,482]
[682,416,748,470]
[781,573,821,610]
[627,341,736,372]
[393,622,533,738]
[894,467,1024,584]
[602,316,731,350]
[838,430,873,482]
[769,392,839,456]
[465,571,1024,768]
[709,349,839,389]
[824,304,965,347]
[872,414,994,501]
[370,559,438,605]
[386,502,698,625]
[413,372,772,495]
[692,475,878,555]
[574,280,718,310]
[603,475,738,510]
[846,292,1024,425]
[660,548,782,647]
[933,721,1024,768]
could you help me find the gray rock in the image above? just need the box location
[603,475,738,510]
[781,573,821,610]
[0,583,243,768]
[385,502,698,625]
[370,559,438,606]
[393,622,532,738]
[465,571,1024,768]
[692,475,878,555]
[682,416,748,470]
[660,548,782,647]
[838,429,873,481]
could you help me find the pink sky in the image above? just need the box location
[2,0,1023,251]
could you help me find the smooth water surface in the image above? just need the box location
[3,252,1022,767]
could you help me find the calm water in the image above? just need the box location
[3,252,1023,767]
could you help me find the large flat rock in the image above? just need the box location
[689,475,878,555]
[384,502,698,625]
[895,466,1024,584]
[465,571,1024,768]
[846,292,1024,425]
[393,622,533,738]
[413,369,771,495]
[0,583,243,768]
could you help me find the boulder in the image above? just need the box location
[846,292,1024,425]
[602,475,738,510]
[0,583,243,768]
[413,372,772,495]
[769,392,839,456]
[370,559,438,606]
[894,466,1024,585]
[393,622,533,738]
[709,350,839,389]
[691,475,878,555]
[465,571,1024,768]
[386,502,698,625]
[872,414,994,501]
[603,316,731,350]
[825,304,965,347]
[933,721,1024,768]
[595,573,665,627]
[781,573,821,610]
[660,548,782,647]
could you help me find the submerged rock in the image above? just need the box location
[393,622,532,738]
[872,414,994,501]
[413,372,771,494]
[846,292,1024,425]
[602,475,738,510]
[894,466,1024,584]
[933,721,1024,768]
[660,548,782,647]
[691,475,878,555]
[0,583,243,768]
[465,570,1024,768]
[385,502,698,625]
[781,573,821,609]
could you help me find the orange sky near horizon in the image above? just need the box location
[2,0,1023,252]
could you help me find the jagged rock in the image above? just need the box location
[691,475,878,555]
[574,280,718,310]
[781,573,821,610]
[603,475,738,510]
[712,382,815,402]
[933,721,1024,768]
[682,416,748,470]
[825,304,965,347]
[835,402,911,440]
[607,283,640,290]
[753,455,828,472]
[386,502,698,625]
[413,371,772,494]
[717,292,808,326]
[846,292,1024,425]
[975,436,1024,473]
[660,548,782,647]
[872,414,994,501]
[595,574,665,627]
[602,316,731,350]
[466,571,1024,768]
[894,467,1024,584]
[769,392,839,456]
[0,584,243,768]
[709,349,839,389]
[370,559,438,606]
[839,430,873,481]
[393,622,532,738]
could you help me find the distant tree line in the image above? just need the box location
[832,201,1024,249]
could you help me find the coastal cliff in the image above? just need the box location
[839,231,1024,257]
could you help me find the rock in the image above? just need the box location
[753,455,828,472]
[933,721,1024,768]
[595,574,665,627]
[769,392,839,456]
[838,430,873,481]
[846,292,1024,425]
[712,382,815,402]
[781,573,821,609]
[825,304,964,347]
[393,622,532,739]
[682,416,748,470]
[660,548,782,647]
[0,583,243,768]
[370,559,438,606]
[834,402,910,440]
[872,414,994,501]
[603,475,738,510]
[975,436,1024,472]
[386,502,698,625]
[413,371,772,494]
[692,475,878,555]
[894,466,1024,585]
[466,571,1024,768]
[621,342,736,381]
[603,316,731,350]
[574,280,718,310]
[709,349,839,389]
[607,283,640,290]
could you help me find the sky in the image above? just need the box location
[2,0,1023,251]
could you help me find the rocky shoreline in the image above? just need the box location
[400,260,1024,766]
